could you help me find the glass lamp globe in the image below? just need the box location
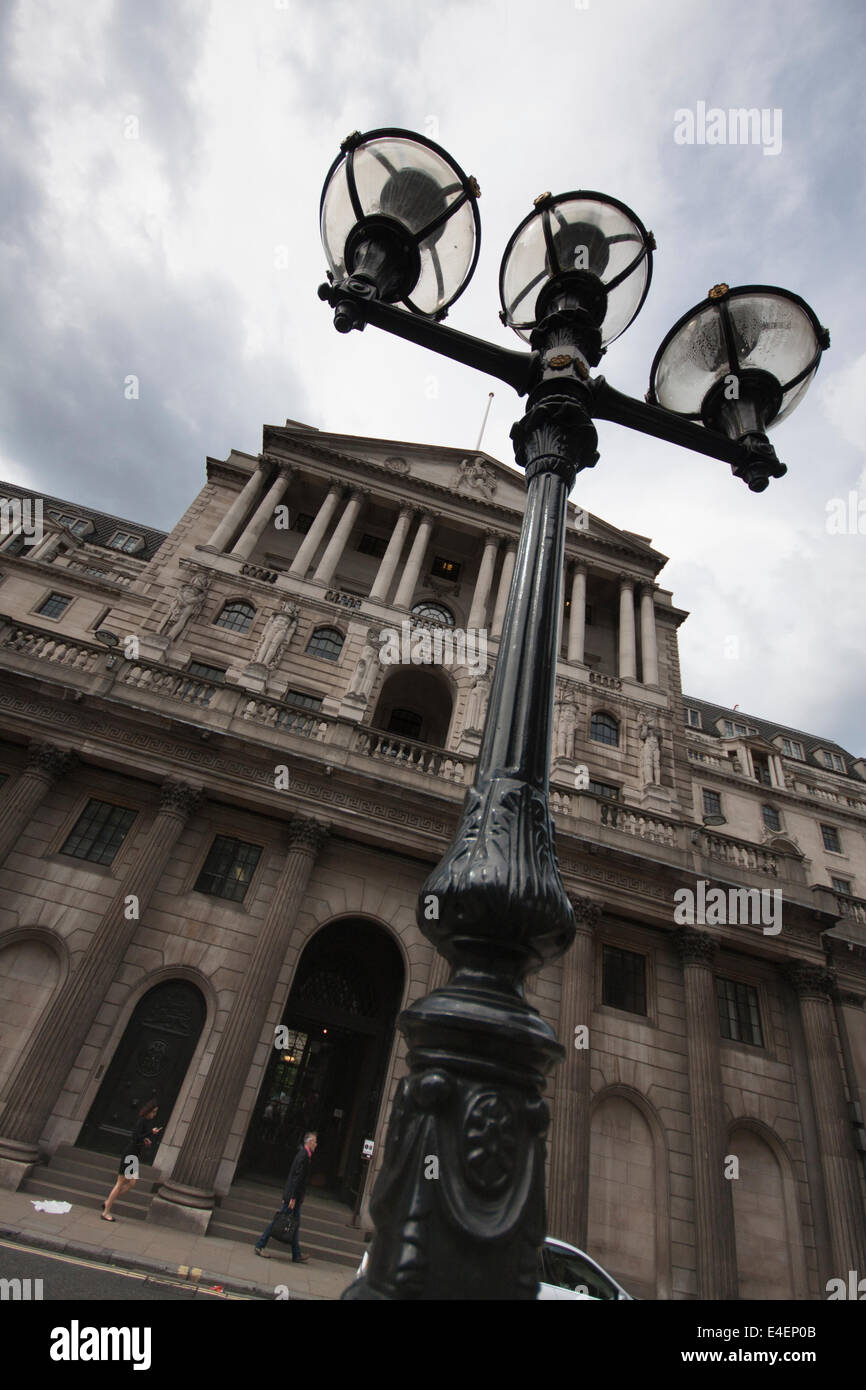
[648,284,829,430]
[499,191,654,348]
[320,128,480,318]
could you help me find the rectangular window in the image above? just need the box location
[717,977,763,1047]
[430,555,461,581]
[781,738,804,759]
[186,661,226,683]
[357,534,388,559]
[831,877,851,895]
[821,824,842,853]
[683,708,702,728]
[61,799,137,866]
[752,754,772,787]
[588,780,619,801]
[194,835,262,902]
[107,531,142,552]
[284,689,323,712]
[823,751,845,773]
[602,945,647,1016]
[37,592,72,619]
[702,789,722,818]
[762,805,781,832]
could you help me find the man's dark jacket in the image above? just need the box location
[283,1144,312,1205]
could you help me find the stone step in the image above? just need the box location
[22,1174,150,1222]
[211,1206,365,1257]
[220,1188,360,1237]
[207,1215,360,1270]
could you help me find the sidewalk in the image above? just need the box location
[0,1186,355,1300]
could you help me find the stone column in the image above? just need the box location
[312,487,366,586]
[672,928,738,1299]
[785,963,866,1278]
[204,461,268,553]
[288,483,342,578]
[467,532,501,631]
[369,504,415,603]
[392,510,434,610]
[150,817,330,1232]
[229,465,293,561]
[547,896,600,1247]
[490,539,518,639]
[0,782,203,1189]
[640,584,659,686]
[0,742,77,870]
[567,564,587,665]
[618,576,636,680]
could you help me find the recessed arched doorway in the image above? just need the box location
[78,980,206,1158]
[238,918,404,1204]
[371,667,454,747]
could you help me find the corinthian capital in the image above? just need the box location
[672,927,717,967]
[26,742,78,781]
[159,781,204,820]
[288,816,330,857]
[783,961,836,1000]
[568,894,601,932]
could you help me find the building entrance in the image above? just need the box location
[78,980,206,1157]
[238,919,404,1204]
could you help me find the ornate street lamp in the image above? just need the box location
[317,129,828,1300]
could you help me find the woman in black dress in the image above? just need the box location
[101,1100,162,1221]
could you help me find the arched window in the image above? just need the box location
[215,600,256,634]
[387,707,424,740]
[306,626,344,662]
[411,601,454,627]
[590,711,619,747]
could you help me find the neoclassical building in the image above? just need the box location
[0,419,864,1299]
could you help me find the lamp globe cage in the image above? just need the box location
[319,128,481,320]
[648,283,830,437]
[499,190,654,357]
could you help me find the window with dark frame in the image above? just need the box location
[186,660,226,683]
[702,789,722,818]
[717,977,763,1047]
[305,627,344,661]
[821,824,842,853]
[37,592,72,619]
[411,601,455,626]
[284,689,323,712]
[588,780,620,801]
[387,707,424,740]
[430,555,461,582]
[752,754,772,786]
[590,711,618,746]
[357,533,388,558]
[61,799,137,866]
[215,600,256,634]
[602,945,647,1016]
[762,804,781,832]
[194,835,262,903]
[831,876,851,896]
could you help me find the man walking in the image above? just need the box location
[254,1131,317,1262]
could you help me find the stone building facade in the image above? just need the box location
[0,419,864,1299]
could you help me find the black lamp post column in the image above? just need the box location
[346,311,599,1300]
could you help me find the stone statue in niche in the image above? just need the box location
[639,712,662,785]
[253,599,300,669]
[555,691,579,761]
[346,628,382,701]
[463,671,490,733]
[158,570,211,643]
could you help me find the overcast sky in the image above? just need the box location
[1,0,863,753]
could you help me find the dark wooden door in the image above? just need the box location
[79,981,205,1157]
